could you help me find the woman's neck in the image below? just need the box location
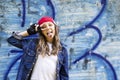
[46,39,53,43]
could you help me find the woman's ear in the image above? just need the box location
[55,25,59,33]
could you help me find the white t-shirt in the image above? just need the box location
[31,42,58,80]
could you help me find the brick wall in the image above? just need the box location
[0,0,120,80]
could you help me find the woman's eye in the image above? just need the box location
[41,26,46,29]
[49,24,53,27]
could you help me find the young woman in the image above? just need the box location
[7,16,69,80]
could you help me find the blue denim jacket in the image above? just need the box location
[7,35,69,80]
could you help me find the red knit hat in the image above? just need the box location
[38,16,55,26]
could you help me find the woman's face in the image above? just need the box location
[40,22,55,42]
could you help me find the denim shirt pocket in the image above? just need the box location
[24,41,36,57]
[23,53,35,71]
[26,48,36,57]
[24,48,36,69]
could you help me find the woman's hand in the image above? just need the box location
[27,23,39,35]
[17,23,39,37]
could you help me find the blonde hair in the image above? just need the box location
[36,24,62,56]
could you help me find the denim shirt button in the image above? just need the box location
[25,73,29,80]
[57,74,59,77]
[30,68,32,70]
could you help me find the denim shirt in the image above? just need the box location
[7,35,69,80]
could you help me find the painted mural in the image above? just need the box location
[0,0,120,80]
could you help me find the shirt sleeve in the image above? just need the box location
[7,32,29,49]
[7,35,23,49]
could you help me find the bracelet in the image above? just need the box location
[12,32,23,40]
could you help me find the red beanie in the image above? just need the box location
[38,16,55,26]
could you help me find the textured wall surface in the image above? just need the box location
[0,0,120,80]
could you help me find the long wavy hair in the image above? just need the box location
[36,24,62,56]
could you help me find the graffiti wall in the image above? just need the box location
[0,0,120,80]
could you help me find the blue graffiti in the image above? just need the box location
[87,0,107,25]
[4,0,118,80]
[20,0,55,27]
[68,25,102,51]
[3,53,23,79]
[21,0,26,27]
[70,25,117,80]
[46,0,56,19]
[67,0,117,80]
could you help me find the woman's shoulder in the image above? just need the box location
[61,42,67,47]
[60,42,68,53]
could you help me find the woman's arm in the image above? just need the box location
[17,31,29,37]
[7,31,29,49]
[7,23,39,49]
